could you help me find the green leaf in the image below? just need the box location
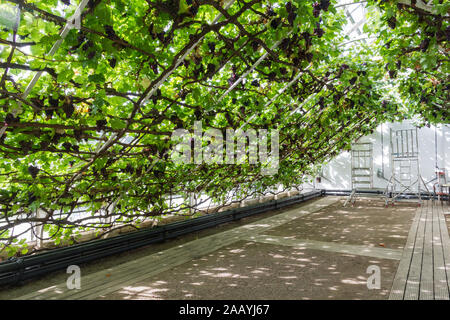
[110,119,127,129]
[178,0,189,15]
[57,69,75,83]
[88,73,106,83]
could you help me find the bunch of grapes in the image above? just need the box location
[313,0,330,18]
[420,38,430,52]
[266,7,277,17]
[4,113,19,124]
[251,41,259,52]
[150,62,158,74]
[285,2,297,26]
[96,119,107,131]
[314,23,325,38]
[28,165,40,179]
[62,142,72,150]
[280,38,290,51]
[320,0,330,11]
[206,63,216,78]
[179,89,188,101]
[303,32,312,47]
[268,72,276,81]
[318,97,325,109]
[74,129,83,141]
[63,97,74,118]
[271,18,281,29]
[228,73,238,86]
[208,42,216,54]
[109,58,117,68]
[189,4,199,16]
[313,2,321,18]
[387,17,397,29]
[157,32,165,43]
[104,25,120,41]
[87,50,96,60]
[151,88,162,104]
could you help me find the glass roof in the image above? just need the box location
[337,0,371,49]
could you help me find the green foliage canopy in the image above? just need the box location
[0,0,448,255]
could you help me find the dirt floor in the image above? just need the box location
[99,241,397,300]
[0,197,441,300]
[98,198,416,300]
[0,198,321,299]
[265,199,418,250]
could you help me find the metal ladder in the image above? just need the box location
[351,143,373,189]
[344,142,377,206]
[384,128,429,206]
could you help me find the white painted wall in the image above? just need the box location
[314,121,450,191]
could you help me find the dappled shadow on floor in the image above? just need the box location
[265,199,417,249]
[446,213,450,235]
[98,241,397,300]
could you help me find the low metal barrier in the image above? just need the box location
[0,190,322,286]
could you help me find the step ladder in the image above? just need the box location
[344,142,384,206]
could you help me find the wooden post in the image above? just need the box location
[34,209,45,249]
[188,193,196,214]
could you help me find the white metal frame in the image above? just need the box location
[344,142,382,206]
[351,142,373,189]
[385,127,429,205]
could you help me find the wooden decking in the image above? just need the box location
[389,200,450,300]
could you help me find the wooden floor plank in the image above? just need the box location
[390,200,450,300]
[389,204,422,300]
[16,197,338,300]
[432,201,450,300]
[437,200,450,294]
[404,201,426,300]
[442,201,450,215]
[419,201,434,300]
